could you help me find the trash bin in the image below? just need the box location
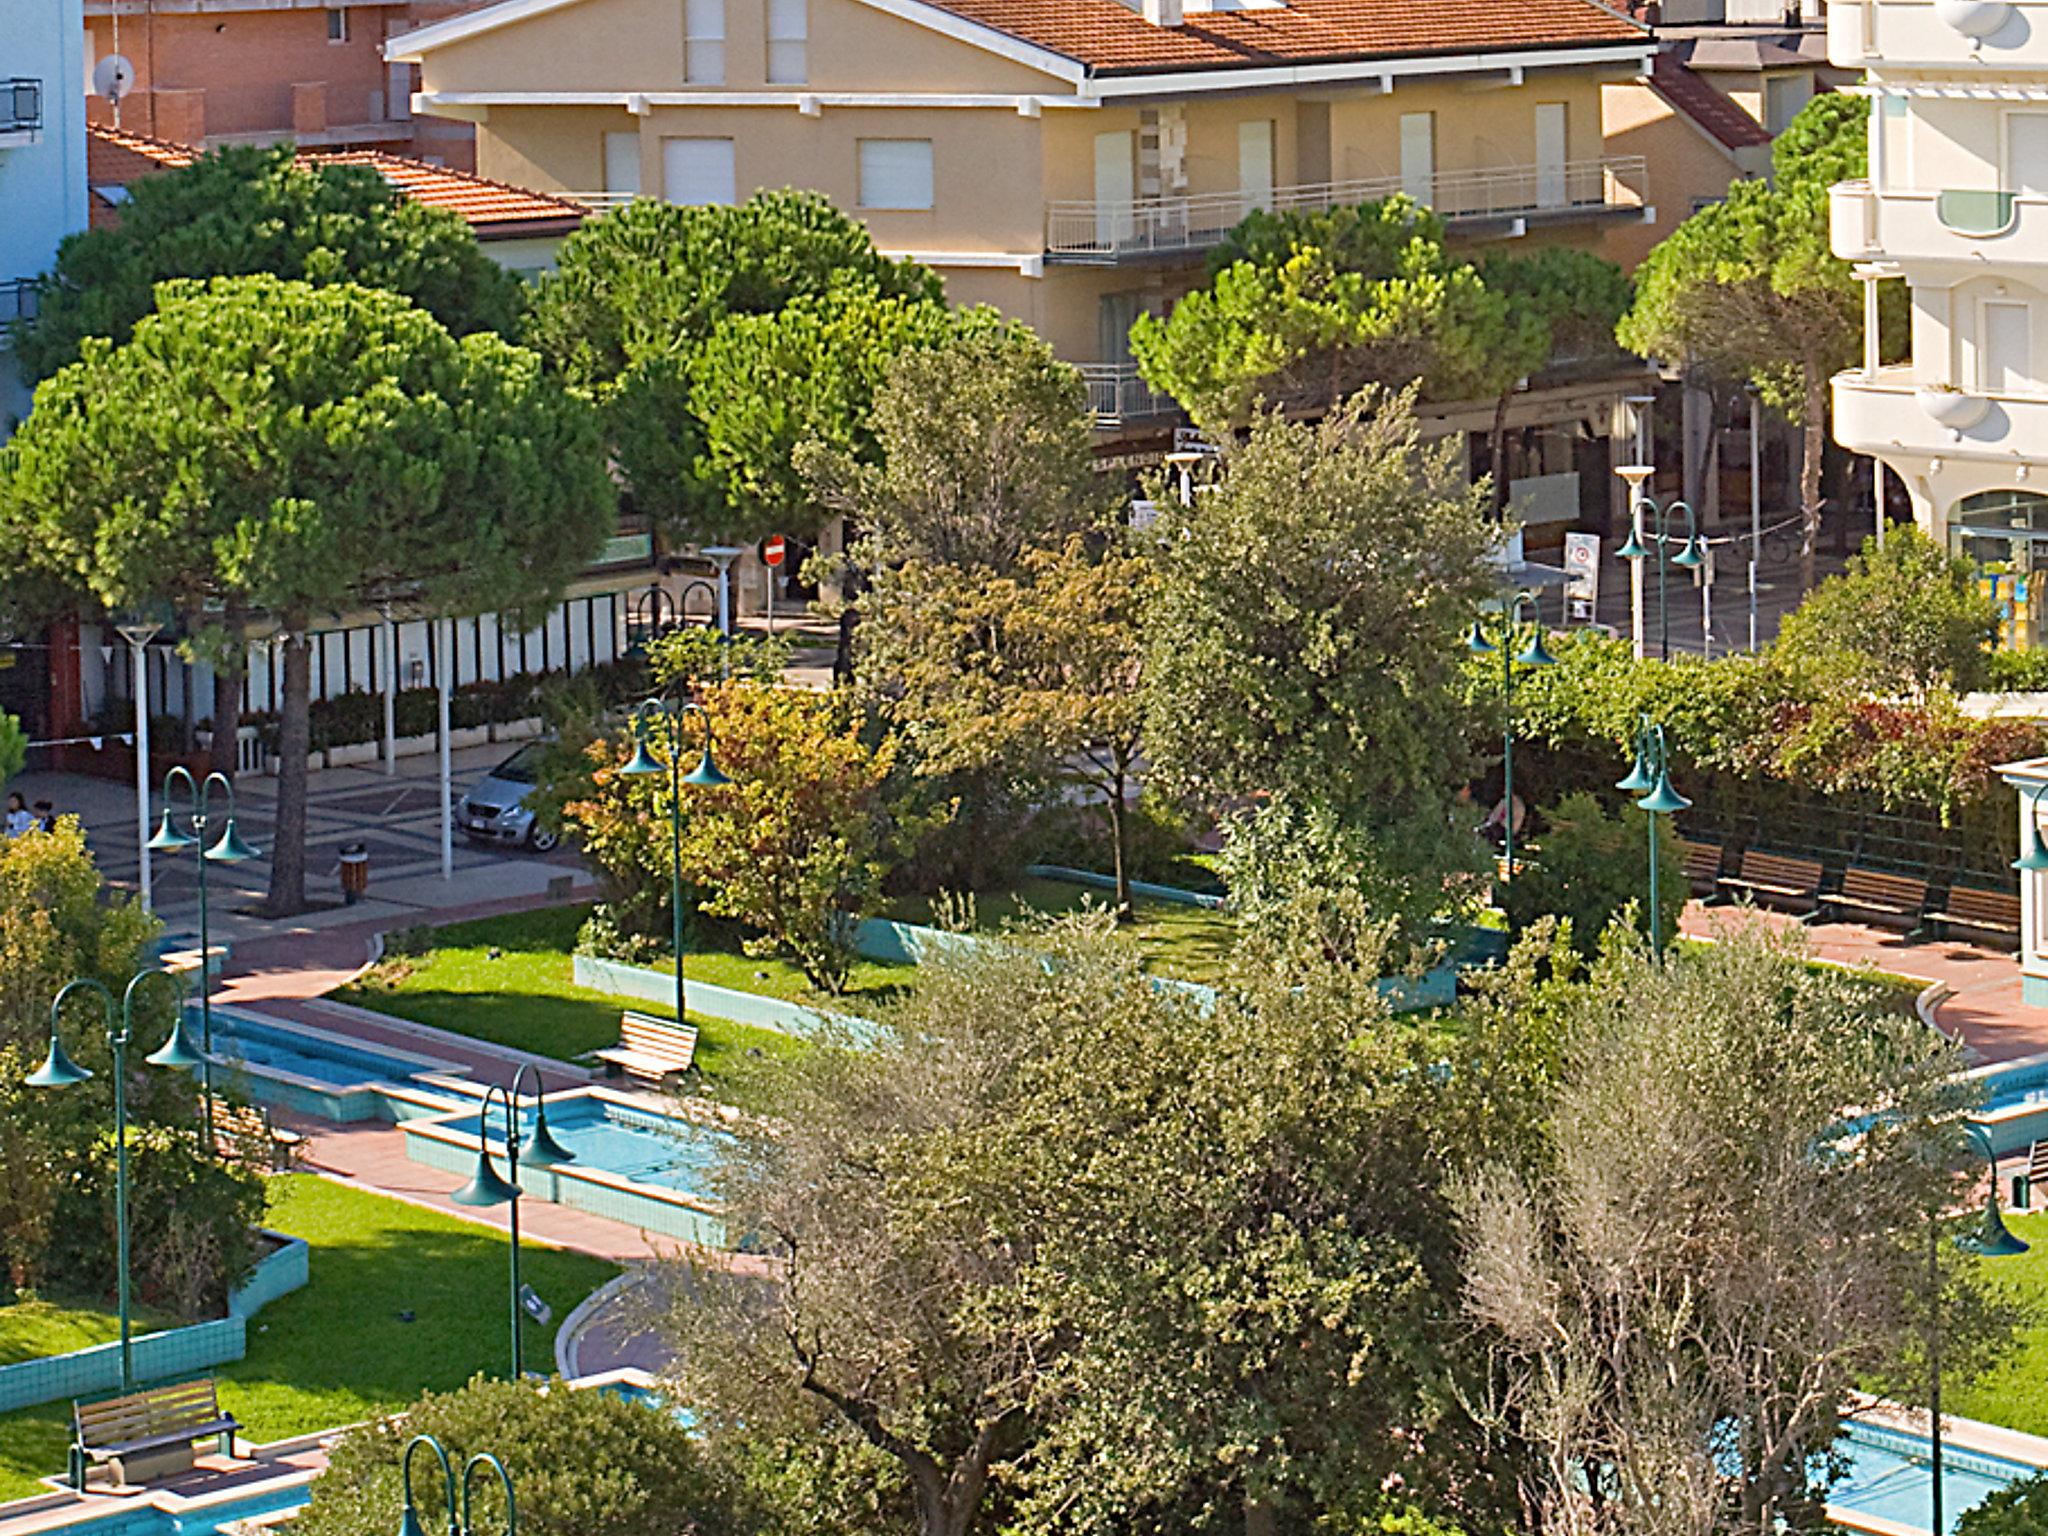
[2015,1173,2032,1212]
[339,842,370,906]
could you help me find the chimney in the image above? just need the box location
[1143,0,1184,27]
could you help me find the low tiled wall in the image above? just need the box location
[0,1230,308,1412]
[571,955,878,1042]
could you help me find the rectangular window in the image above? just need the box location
[2009,112,2048,197]
[1399,112,1434,205]
[768,0,808,85]
[685,0,726,86]
[1237,119,1273,213]
[604,131,642,197]
[858,138,933,210]
[664,137,735,205]
[1984,299,2033,392]
[327,7,349,42]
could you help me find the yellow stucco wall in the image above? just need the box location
[1599,78,1749,269]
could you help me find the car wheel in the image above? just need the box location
[527,824,560,853]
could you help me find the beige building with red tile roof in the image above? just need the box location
[388,0,1668,543]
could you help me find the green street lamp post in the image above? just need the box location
[449,1065,575,1379]
[148,768,260,1151]
[1615,464,1704,662]
[1930,1123,2028,1536]
[619,696,731,1029]
[1615,714,1690,955]
[27,970,210,1397]
[1466,590,1557,910]
[399,1434,517,1536]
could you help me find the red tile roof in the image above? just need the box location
[922,0,1645,76]
[1646,51,1773,150]
[84,124,584,239]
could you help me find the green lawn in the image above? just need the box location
[0,1298,174,1368]
[882,877,1238,985]
[333,904,872,1082]
[0,1176,620,1501]
[1946,1208,2048,1435]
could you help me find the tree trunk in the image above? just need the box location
[1490,390,1513,518]
[207,612,246,783]
[1105,770,1133,923]
[1800,366,1826,594]
[262,627,312,916]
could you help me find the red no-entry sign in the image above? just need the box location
[763,535,787,567]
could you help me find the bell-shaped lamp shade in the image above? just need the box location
[26,1034,92,1089]
[147,812,198,854]
[517,1103,575,1168]
[204,818,261,864]
[144,1016,211,1073]
[1957,1193,2031,1259]
[1615,745,1657,796]
[1672,537,1705,571]
[397,1500,435,1536]
[2016,798,2048,872]
[1515,631,1560,668]
[1638,769,1693,817]
[1465,621,1495,656]
[618,733,665,778]
[1617,530,1649,562]
[451,1143,521,1208]
[682,745,731,788]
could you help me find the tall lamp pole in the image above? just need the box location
[1466,590,1558,912]
[449,1066,574,1379]
[400,1434,518,1536]
[114,620,161,912]
[1930,1123,2029,1536]
[1615,465,1704,661]
[26,971,210,1402]
[619,697,731,1028]
[1615,714,1691,955]
[148,769,261,1151]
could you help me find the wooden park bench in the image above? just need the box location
[1929,883,2023,951]
[207,1095,304,1172]
[71,1379,240,1490]
[594,1011,699,1088]
[1819,867,1930,933]
[1715,849,1825,915]
[1679,838,1725,897]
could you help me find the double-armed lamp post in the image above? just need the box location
[449,1065,575,1380]
[1466,591,1557,906]
[147,768,260,1150]
[26,970,211,1393]
[619,696,731,1028]
[1615,715,1691,954]
[399,1434,517,1536]
[1616,465,1703,661]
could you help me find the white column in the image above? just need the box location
[1863,274,1882,379]
[437,617,453,881]
[2022,780,2042,993]
[382,612,398,778]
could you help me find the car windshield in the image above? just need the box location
[490,744,546,785]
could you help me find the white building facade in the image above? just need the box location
[1,0,88,434]
[1830,0,2048,645]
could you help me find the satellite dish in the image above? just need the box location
[92,55,136,103]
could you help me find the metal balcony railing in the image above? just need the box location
[0,280,39,324]
[559,191,641,214]
[0,79,41,137]
[1046,154,1649,262]
[1078,364,1178,430]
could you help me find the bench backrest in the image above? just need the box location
[1839,867,1929,906]
[620,1012,698,1062]
[1739,850,1823,890]
[76,1380,223,1448]
[1948,884,2021,924]
[208,1096,270,1139]
[1680,839,1723,878]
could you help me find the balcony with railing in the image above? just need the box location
[1046,155,1649,264]
[560,192,641,214]
[1832,178,2048,268]
[1828,0,2048,70]
[0,79,42,144]
[0,280,39,326]
[1078,364,1178,431]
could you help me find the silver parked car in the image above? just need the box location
[456,742,558,851]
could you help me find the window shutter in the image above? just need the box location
[858,139,933,210]
[768,0,807,84]
[686,0,726,84]
[664,138,736,205]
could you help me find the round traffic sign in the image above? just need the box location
[763,535,787,568]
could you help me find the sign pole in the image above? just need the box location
[762,535,788,638]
